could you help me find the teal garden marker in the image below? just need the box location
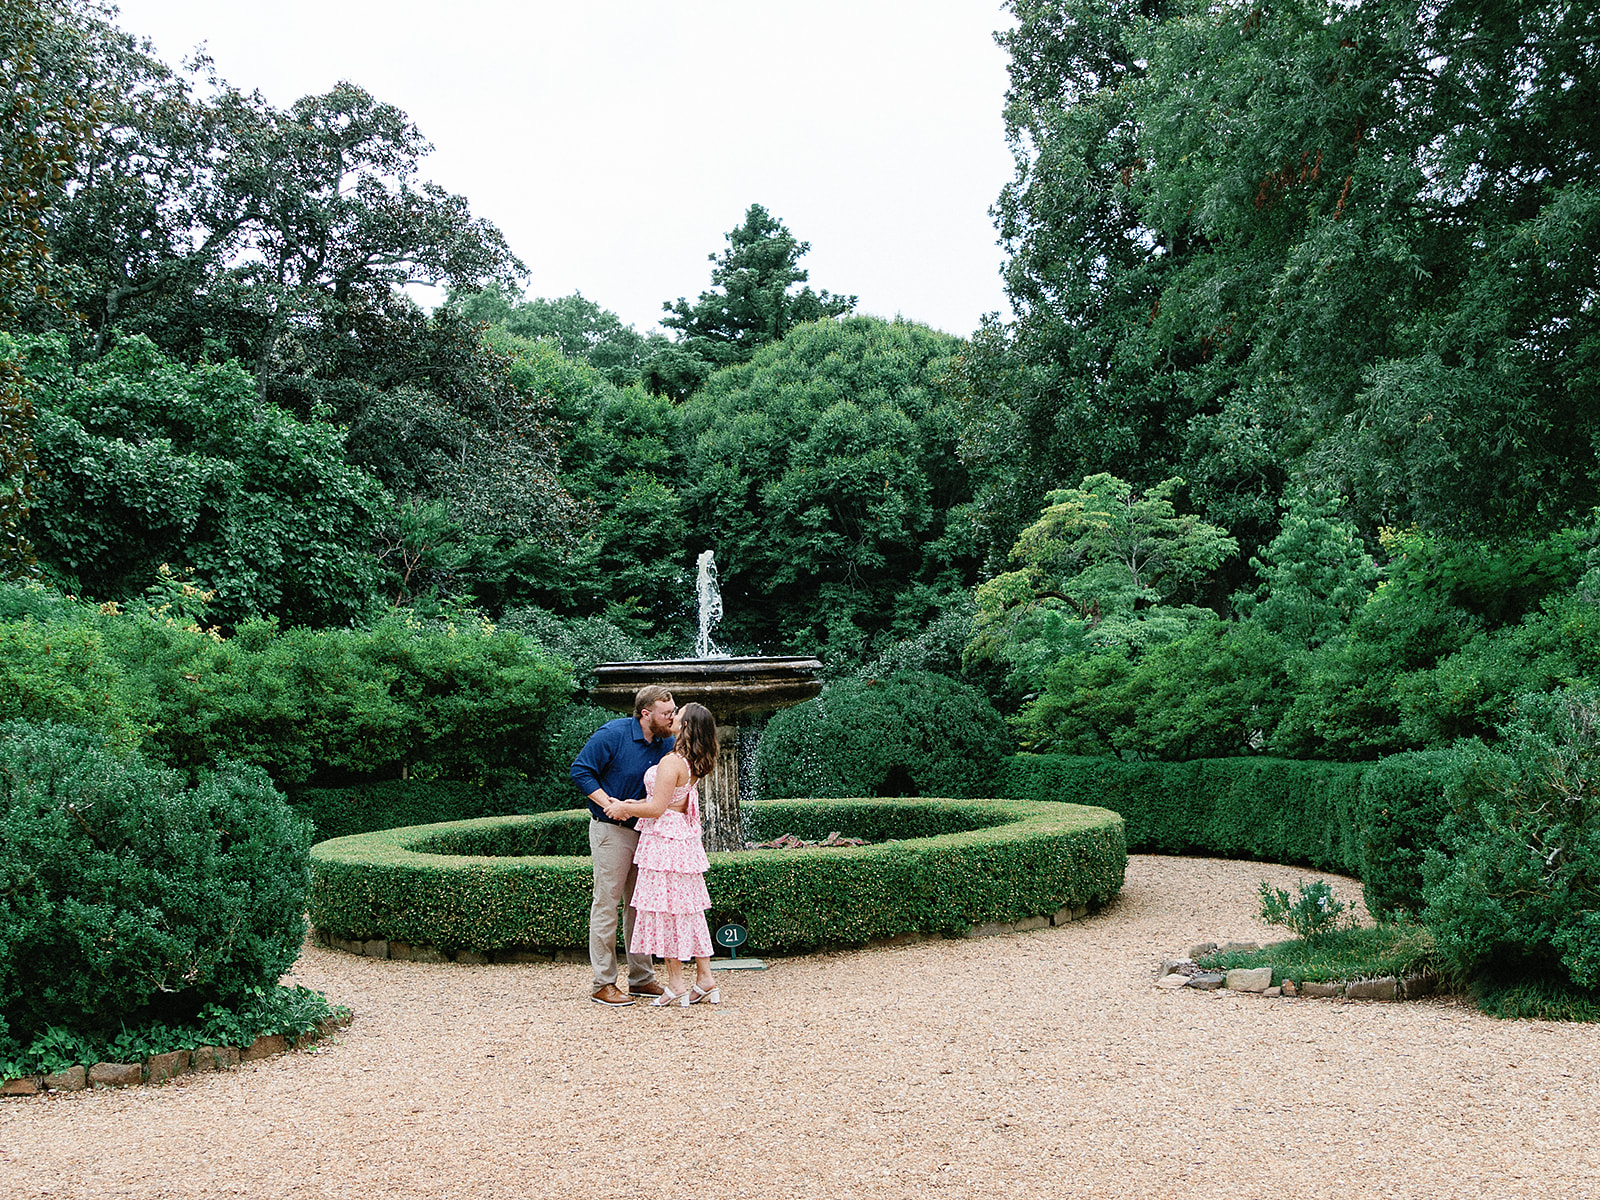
[710,921,766,971]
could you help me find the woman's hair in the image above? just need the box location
[676,702,719,781]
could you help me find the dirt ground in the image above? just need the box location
[3,854,1596,1200]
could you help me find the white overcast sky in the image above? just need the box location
[110,1,1019,340]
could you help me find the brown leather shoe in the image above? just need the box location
[628,980,665,998]
[591,983,634,1006]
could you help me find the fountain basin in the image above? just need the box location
[586,656,823,720]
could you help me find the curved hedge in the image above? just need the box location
[308,798,1127,955]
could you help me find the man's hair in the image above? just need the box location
[633,685,674,716]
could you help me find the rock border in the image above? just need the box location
[1154,940,1441,1001]
[0,1012,352,1098]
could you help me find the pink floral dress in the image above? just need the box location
[629,758,714,960]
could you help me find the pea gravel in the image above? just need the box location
[2,854,1596,1199]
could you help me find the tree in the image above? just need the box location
[966,473,1237,705]
[33,10,524,408]
[969,0,1600,564]
[661,204,856,370]
[677,316,974,660]
[454,285,655,388]
[0,0,104,576]
[18,331,388,626]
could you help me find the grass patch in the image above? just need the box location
[1197,924,1442,986]
[1470,975,1600,1022]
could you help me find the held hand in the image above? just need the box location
[602,797,629,820]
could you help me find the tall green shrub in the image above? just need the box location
[755,671,1009,799]
[1422,690,1600,992]
[0,722,312,1042]
[1355,749,1465,919]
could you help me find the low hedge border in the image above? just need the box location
[999,755,1370,875]
[287,777,575,842]
[0,1012,353,1097]
[999,753,1470,919]
[308,798,1127,956]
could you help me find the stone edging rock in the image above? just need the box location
[0,1013,352,1098]
[1154,940,1441,1001]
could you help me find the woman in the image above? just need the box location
[602,702,720,1006]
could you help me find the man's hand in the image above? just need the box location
[602,797,630,820]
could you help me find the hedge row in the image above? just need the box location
[308,798,1128,954]
[290,778,574,842]
[998,753,1463,917]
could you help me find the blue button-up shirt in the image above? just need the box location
[570,716,676,827]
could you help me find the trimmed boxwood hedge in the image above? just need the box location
[308,798,1127,955]
[1000,755,1368,874]
[288,777,573,841]
[1000,753,1470,918]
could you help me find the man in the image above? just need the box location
[570,685,677,1006]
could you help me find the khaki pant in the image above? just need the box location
[589,819,655,990]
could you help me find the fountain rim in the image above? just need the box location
[590,656,822,669]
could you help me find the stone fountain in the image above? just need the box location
[586,552,821,852]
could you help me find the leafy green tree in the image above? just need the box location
[1233,497,1379,649]
[661,203,856,371]
[454,285,655,387]
[970,0,1600,565]
[0,0,105,576]
[31,8,523,398]
[967,473,1238,700]
[677,316,975,660]
[18,332,387,625]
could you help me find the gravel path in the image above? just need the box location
[3,854,1597,1199]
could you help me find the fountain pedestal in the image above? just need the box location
[587,657,822,852]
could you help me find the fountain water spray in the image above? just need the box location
[587,550,820,853]
[695,550,725,659]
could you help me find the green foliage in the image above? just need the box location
[971,0,1600,569]
[1354,749,1465,920]
[288,777,572,842]
[968,473,1237,704]
[1197,924,1441,988]
[1234,497,1379,649]
[0,985,347,1078]
[1277,527,1600,758]
[0,588,572,789]
[19,332,388,626]
[999,753,1367,873]
[0,721,311,1045]
[1016,621,1293,759]
[1421,690,1600,993]
[1257,878,1353,944]
[680,316,976,656]
[453,285,657,388]
[0,595,142,747]
[307,798,1127,954]
[755,672,1009,800]
[661,203,856,371]
[110,609,571,788]
[1467,976,1600,1023]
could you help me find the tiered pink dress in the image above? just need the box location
[629,759,714,960]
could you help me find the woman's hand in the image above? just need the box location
[602,797,631,820]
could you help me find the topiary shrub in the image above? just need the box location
[755,671,1009,799]
[0,721,312,1045]
[1355,748,1466,920]
[308,798,1127,954]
